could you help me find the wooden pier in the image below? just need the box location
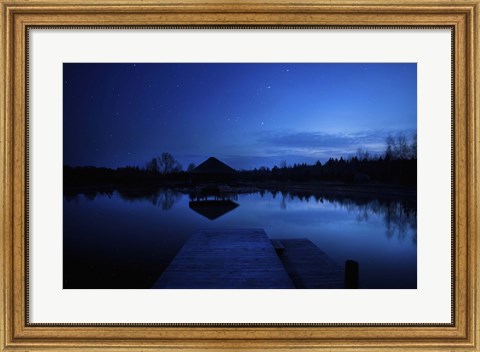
[272,239,344,289]
[153,229,295,289]
[153,229,345,289]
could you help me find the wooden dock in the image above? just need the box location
[272,239,344,289]
[153,229,295,289]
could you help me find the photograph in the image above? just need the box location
[63,63,417,290]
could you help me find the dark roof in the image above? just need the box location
[192,157,236,174]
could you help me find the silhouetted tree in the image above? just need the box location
[187,163,196,172]
[158,152,182,174]
[146,158,159,173]
[385,135,395,160]
[356,148,370,161]
[395,133,410,159]
[410,133,417,159]
[146,153,182,175]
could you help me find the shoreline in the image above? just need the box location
[64,181,416,201]
[255,182,416,200]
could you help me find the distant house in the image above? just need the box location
[191,157,236,184]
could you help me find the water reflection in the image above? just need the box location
[64,188,114,202]
[65,187,183,210]
[189,200,239,220]
[321,196,416,243]
[117,188,182,210]
[64,186,416,242]
[262,188,416,243]
[63,186,416,288]
[187,191,240,220]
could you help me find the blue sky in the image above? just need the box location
[63,63,416,170]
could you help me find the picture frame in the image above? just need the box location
[1,0,478,351]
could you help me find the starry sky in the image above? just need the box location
[63,63,416,170]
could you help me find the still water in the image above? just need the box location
[63,188,416,289]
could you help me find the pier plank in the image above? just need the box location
[153,229,295,289]
[273,239,344,289]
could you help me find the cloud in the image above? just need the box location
[172,129,416,170]
[257,129,415,158]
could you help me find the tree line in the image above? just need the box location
[64,133,417,188]
[241,134,416,185]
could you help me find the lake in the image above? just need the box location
[63,187,417,289]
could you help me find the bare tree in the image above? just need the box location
[410,133,417,159]
[385,135,395,160]
[187,163,196,172]
[396,134,409,159]
[146,157,159,173]
[147,153,182,174]
[158,152,182,174]
[356,148,370,161]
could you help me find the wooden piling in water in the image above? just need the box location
[344,260,359,289]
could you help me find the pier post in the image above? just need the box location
[344,260,359,289]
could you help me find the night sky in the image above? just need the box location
[63,63,416,170]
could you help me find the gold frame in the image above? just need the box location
[1,0,478,350]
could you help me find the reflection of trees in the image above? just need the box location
[117,188,182,210]
[159,189,182,210]
[64,194,79,202]
[267,188,416,242]
[64,188,114,202]
[280,191,288,210]
[345,199,416,242]
[64,187,182,210]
